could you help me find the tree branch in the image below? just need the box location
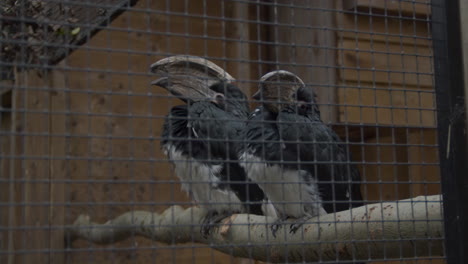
[68,195,444,262]
[1,0,139,79]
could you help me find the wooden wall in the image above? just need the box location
[0,0,443,263]
[337,0,440,199]
[0,1,268,263]
[260,0,339,123]
[338,1,443,263]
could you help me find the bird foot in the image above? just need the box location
[270,221,281,238]
[201,211,230,238]
[269,216,314,237]
[270,217,289,238]
[289,216,312,234]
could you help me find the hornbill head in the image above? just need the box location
[253,70,319,116]
[150,55,235,106]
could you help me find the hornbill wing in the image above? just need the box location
[243,107,283,163]
[162,103,256,213]
[326,129,363,207]
[277,112,363,213]
[242,107,327,219]
[188,101,266,214]
[161,105,209,161]
[153,56,270,217]
[187,102,238,160]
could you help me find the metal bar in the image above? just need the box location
[432,0,468,263]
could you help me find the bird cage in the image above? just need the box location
[0,0,464,263]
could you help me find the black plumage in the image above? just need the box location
[161,82,267,216]
[240,70,362,222]
[150,56,278,236]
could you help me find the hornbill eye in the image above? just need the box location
[297,101,308,111]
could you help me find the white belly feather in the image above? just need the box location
[164,145,243,213]
[240,153,326,218]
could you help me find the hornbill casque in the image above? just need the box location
[240,70,363,235]
[150,56,276,235]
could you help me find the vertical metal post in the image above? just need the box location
[432,0,468,263]
[460,0,468,143]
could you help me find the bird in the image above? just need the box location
[240,70,363,235]
[150,55,276,235]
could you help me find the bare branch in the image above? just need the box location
[1,0,139,79]
[68,195,444,263]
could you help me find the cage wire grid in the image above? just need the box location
[0,0,454,263]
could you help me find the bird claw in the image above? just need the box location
[269,218,288,238]
[289,216,312,234]
[201,211,229,238]
[270,222,281,238]
[269,216,314,237]
[289,222,302,234]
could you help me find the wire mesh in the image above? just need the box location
[0,0,449,263]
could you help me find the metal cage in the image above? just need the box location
[0,0,465,263]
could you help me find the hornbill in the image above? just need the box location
[240,70,363,235]
[150,56,276,235]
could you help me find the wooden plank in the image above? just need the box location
[339,9,431,36]
[0,80,15,264]
[353,128,411,203]
[48,64,67,264]
[6,90,21,264]
[10,70,51,264]
[265,0,339,122]
[0,81,13,233]
[407,129,441,196]
[342,0,431,17]
[225,1,253,94]
[24,72,51,264]
[336,4,435,127]
[1,0,140,77]
[338,14,432,47]
[337,82,436,126]
[338,18,432,47]
[353,127,441,201]
[340,31,430,47]
[338,38,433,88]
[4,68,73,264]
